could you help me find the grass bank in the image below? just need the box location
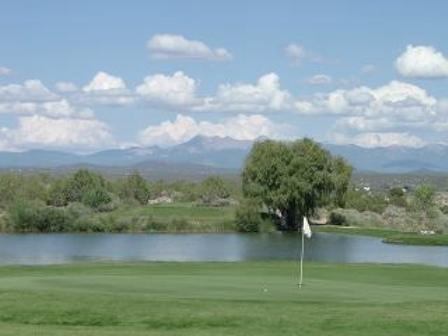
[93,202,237,232]
[314,225,448,246]
[0,262,447,336]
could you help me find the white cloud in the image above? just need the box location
[198,73,292,113]
[0,67,11,76]
[284,43,322,65]
[0,80,92,117]
[298,80,446,144]
[81,72,134,106]
[0,115,113,150]
[55,81,78,93]
[147,34,232,61]
[83,72,126,92]
[295,81,437,123]
[306,74,332,85]
[0,79,58,102]
[395,45,448,78]
[330,132,426,148]
[136,71,199,106]
[138,114,294,147]
[335,116,396,132]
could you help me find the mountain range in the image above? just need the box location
[2,136,448,176]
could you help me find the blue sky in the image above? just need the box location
[1,0,448,151]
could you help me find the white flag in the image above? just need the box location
[303,216,312,239]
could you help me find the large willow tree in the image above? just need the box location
[242,138,352,230]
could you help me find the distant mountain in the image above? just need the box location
[0,149,79,168]
[324,144,448,172]
[3,136,448,174]
[32,160,238,181]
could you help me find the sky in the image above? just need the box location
[1,0,448,152]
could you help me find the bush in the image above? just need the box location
[7,201,76,232]
[329,211,347,226]
[345,188,388,213]
[82,188,112,210]
[235,199,263,232]
[117,172,150,205]
[328,208,383,228]
[440,205,448,215]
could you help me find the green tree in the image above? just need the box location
[389,187,407,207]
[47,169,111,209]
[0,173,21,208]
[235,198,263,232]
[66,169,107,203]
[201,176,230,204]
[47,178,70,206]
[413,185,435,210]
[242,138,352,230]
[412,185,437,229]
[118,171,150,205]
[82,188,112,209]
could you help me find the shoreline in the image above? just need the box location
[314,225,448,246]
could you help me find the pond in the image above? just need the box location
[0,232,447,267]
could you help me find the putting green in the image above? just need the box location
[0,262,447,335]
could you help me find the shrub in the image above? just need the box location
[235,199,263,232]
[201,176,230,205]
[440,205,448,215]
[329,211,347,226]
[345,188,388,213]
[117,172,150,205]
[7,201,75,232]
[82,188,112,210]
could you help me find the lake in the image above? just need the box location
[0,232,447,267]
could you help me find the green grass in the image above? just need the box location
[383,233,448,246]
[95,202,237,232]
[314,225,448,246]
[0,261,447,335]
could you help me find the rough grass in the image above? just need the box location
[92,202,237,232]
[314,225,448,246]
[0,262,447,335]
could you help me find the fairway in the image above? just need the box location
[0,262,447,335]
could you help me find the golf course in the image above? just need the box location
[0,261,447,336]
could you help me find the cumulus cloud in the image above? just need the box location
[284,43,322,65]
[0,67,11,76]
[136,71,199,106]
[306,74,332,85]
[330,132,426,148]
[0,115,113,150]
[198,73,292,113]
[395,45,448,78]
[0,79,58,102]
[138,114,294,147]
[81,72,134,106]
[297,80,446,146]
[147,34,233,61]
[83,72,126,92]
[295,81,437,124]
[0,80,92,117]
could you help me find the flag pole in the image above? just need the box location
[298,218,305,288]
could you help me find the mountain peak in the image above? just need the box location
[182,135,253,151]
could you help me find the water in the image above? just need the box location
[0,232,447,267]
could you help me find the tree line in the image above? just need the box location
[0,138,445,234]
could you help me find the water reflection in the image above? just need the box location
[0,232,447,267]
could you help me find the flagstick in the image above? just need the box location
[298,221,305,288]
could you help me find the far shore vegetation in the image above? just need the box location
[1,139,448,245]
